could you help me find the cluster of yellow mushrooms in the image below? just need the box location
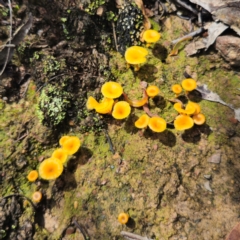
[87,29,205,134]
[27,136,81,203]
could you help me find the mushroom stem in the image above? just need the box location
[123,90,148,107]
[134,64,140,71]
[143,103,157,117]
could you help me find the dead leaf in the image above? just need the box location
[205,22,229,49]
[225,223,240,240]
[196,84,240,122]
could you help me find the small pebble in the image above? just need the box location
[204,181,212,192]
[208,152,221,164]
[204,174,212,180]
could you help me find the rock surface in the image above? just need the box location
[215,35,240,66]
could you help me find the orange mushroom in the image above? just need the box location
[62,136,81,155]
[52,148,68,164]
[118,213,129,224]
[189,101,201,115]
[101,82,123,99]
[95,98,114,114]
[27,170,38,182]
[174,114,194,130]
[123,90,148,107]
[59,136,70,146]
[86,96,99,110]
[148,116,166,132]
[125,46,148,71]
[112,101,131,119]
[173,102,196,115]
[135,114,150,129]
[171,84,182,96]
[181,78,197,92]
[146,85,160,98]
[38,158,64,180]
[32,191,42,203]
[193,113,205,125]
[142,29,161,47]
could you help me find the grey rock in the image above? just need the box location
[204,181,212,192]
[208,152,221,164]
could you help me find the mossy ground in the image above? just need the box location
[1,13,240,240]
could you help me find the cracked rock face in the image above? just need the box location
[215,35,240,66]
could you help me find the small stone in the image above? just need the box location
[204,181,212,192]
[207,152,221,164]
[65,227,75,235]
[204,175,211,180]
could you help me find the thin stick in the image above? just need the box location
[0,0,12,76]
[112,21,118,51]
[171,28,204,45]
[121,231,153,240]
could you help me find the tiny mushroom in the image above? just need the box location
[52,148,68,164]
[118,213,129,224]
[135,114,150,129]
[125,46,148,71]
[86,96,99,110]
[171,84,182,96]
[181,78,197,92]
[32,191,42,203]
[143,29,161,46]
[101,81,123,99]
[193,113,206,125]
[148,116,166,132]
[27,170,38,182]
[189,101,201,115]
[112,101,131,119]
[59,135,70,146]
[95,98,114,114]
[62,136,81,155]
[173,102,196,115]
[146,85,160,98]
[174,114,194,130]
[39,158,64,180]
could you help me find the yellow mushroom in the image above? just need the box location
[135,114,150,129]
[112,101,131,119]
[146,85,160,98]
[101,81,123,99]
[174,114,194,130]
[125,46,148,71]
[148,116,166,132]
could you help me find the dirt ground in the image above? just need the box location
[0,0,240,239]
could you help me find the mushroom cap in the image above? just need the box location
[189,101,201,115]
[146,85,160,98]
[118,213,129,224]
[148,116,167,132]
[143,29,161,43]
[112,101,131,119]
[125,46,148,65]
[27,170,38,182]
[171,84,182,94]
[193,113,205,125]
[86,96,99,110]
[62,136,81,155]
[185,102,197,115]
[173,102,196,115]
[135,114,150,129]
[52,148,68,164]
[173,102,184,114]
[101,82,123,99]
[181,78,197,91]
[174,114,194,130]
[95,98,114,114]
[59,136,70,146]
[39,158,63,180]
[32,191,42,203]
